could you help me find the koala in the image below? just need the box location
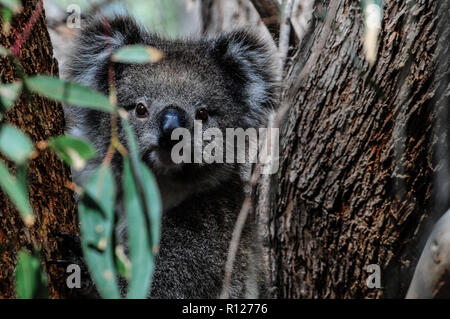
[63,15,278,299]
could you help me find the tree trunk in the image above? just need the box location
[0,0,77,298]
[263,0,450,298]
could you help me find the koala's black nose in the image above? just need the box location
[158,107,187,149]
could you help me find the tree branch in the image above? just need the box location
[250,0,280,37]
[406,209,450,298]
[278,0,293,75]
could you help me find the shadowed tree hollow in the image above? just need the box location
[0,0,77,298]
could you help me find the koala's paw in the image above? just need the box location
[48,233,100,299]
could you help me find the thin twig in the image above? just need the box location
[220,159,263,298]
[278,0,294,78]
[87,4,128,164]
[250,0,281,39]
[250,0,302,47]
[289,0,315,45]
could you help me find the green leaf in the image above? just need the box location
[122,119,161,251]
[112,45,164,64]
[0,81,22,120]
[115,245,131,280]
[0,0,21,13]
[0,44,9,56]
[119,119,161,298]
[123,158,154,299]
[138,162,162,252]
[1,7,13,32]
[15,249,48,299]
[0,124,34,164]
[25,76,116,113]
[78,165,121,299]
[48,135,96,170]
[0,159,34,226]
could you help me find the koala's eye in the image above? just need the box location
[136,102,149,118]
[196,108,209,122]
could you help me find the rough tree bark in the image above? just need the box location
[0,0,77,298]
[261,0,450,298]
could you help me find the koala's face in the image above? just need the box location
[67,17,277,186]
[115,46,254,176]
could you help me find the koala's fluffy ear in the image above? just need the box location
[211,31,279,125]
[64,16,145,92]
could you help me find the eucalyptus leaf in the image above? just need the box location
[118,119,161,297]
[0,159,33,226]
[122,119,161,251]
[123,158,154,298]
[1,7,13,32]
[0,0,21,13]
[0,44,9,56]
[78,165,121,299]
[112,45,164,64]
[15,249,48,299]
[48,136,96,170]
[115,245,131,280]
[0,81,22,120]
[0,124,34,164]
[25,76,116,113]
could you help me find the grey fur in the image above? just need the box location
[63,15,278,299]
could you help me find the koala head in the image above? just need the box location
[64,16,278,194]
